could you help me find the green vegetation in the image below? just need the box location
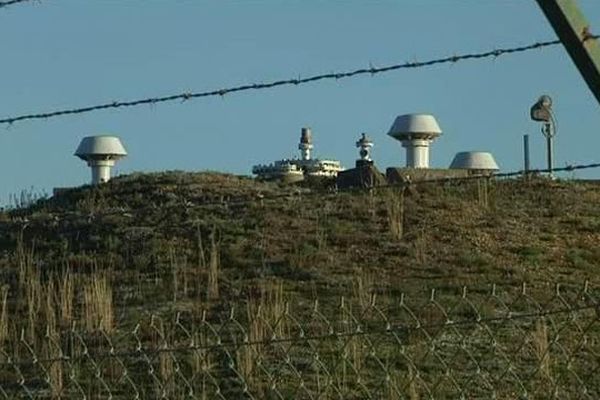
[0,172,599,398]
[2,172,599,318]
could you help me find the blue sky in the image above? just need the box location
[0,0,599,204]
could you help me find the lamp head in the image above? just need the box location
[530,95,553,122]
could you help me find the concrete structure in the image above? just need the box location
[252,160,304,183]
[386,167,468,184]
[252,127,343,181]
[387,113,442,169]
[449,151,499,175]
[75,135,127,185]
[337,164,386,189]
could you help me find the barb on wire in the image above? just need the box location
[0,0,37,8]
[3,37,596,126]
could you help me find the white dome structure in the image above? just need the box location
[75,135,127,185]
[387,113,442,169]
[449,151,499,173]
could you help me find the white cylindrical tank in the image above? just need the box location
[75,135,127,185]
[387,114,442,169]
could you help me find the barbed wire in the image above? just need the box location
[0,0,37,9]
[4,36,598,126]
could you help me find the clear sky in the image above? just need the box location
[0,0,599,205]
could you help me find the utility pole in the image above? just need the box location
[535,0,600,106]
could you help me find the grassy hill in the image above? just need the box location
[1,171,599,398]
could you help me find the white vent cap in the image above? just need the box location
[75,135,127,160]
[388,114,442,140]
[449,151,499,171]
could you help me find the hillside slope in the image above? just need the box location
[1,172,600,398]
[1,172,599,308]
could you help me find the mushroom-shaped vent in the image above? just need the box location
[387,114,442,140]
[450,152,499,171]
[75,136,128,161]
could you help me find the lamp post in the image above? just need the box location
[530,95,556,178]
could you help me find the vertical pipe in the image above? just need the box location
[89,159,114,185]
[523,134,530,176]
[402,139,430,168]
[547,133,554,178]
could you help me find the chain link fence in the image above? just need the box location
[1,282,599,399]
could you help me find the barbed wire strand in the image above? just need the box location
[4,36,599,126]
[0,0,36,9]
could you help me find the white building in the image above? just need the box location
[252,127,343,181]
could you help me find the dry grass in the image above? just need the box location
[190,331,217,400]
[352,268,374,310]
[2,173,600,398]
[385,187,405,240]
[477,178,490,207]
[169,246,191,302]
[206,229,220,301]
[157,324,175,396]
[44,278,64,398]
[236,281,286,392]
[57,269,74,327]
[315,205,330,251]
[15,233,43,343]
[532,318,552,381]
[0,285,8,345]
[24,264,42,344]
[83,275,114,333]
[407,364,420,400]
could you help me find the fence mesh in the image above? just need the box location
[1,282,599,399]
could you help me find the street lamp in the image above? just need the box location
[530,95,556,178]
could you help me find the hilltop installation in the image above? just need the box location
[65,113,502,189]
[252,127,343,182]
[249,113,500,188]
